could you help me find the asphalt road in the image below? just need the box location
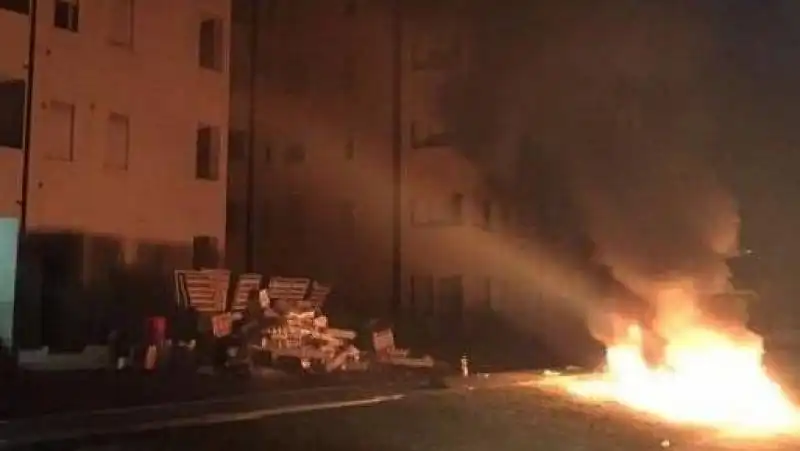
[20,382,800,451]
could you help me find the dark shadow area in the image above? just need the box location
[14,231,196,351]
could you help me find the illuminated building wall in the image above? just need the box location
[0,0,231,348]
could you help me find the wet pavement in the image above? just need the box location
[0,367,438,419]
[13,380,800,451]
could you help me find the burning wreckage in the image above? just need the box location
[172,270,434,374]
[547,286,800,434]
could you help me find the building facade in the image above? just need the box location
[227,0,516,350]
[0,0,231,348]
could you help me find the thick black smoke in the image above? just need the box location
[442,0,741,333]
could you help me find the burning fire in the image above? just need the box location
[553,319,800,435]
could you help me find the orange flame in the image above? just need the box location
[556,321,799,435]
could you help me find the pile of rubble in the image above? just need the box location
[174,270,434,373]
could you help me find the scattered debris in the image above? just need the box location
[173,271,434,374]
[372,329,434,369]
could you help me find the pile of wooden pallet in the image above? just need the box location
[260,277,362,372]
[174,271,434,372]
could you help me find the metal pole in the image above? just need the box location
[19,0,38,235]
[390,0,403,316]
[244,0,259,273]
[13,0,39,349]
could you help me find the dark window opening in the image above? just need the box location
[199,17,222,70]
[0,0,29,15]
[192,235,219,269]
[0,79,25,149]
[196,125,219,180]
[54,0,80,32]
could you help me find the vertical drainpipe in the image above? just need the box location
[390,0,403,318]
[244,0,259,273]
[19,0,38,237]
[13,0,39,350]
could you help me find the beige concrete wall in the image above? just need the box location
[0,8,30,220]
[1,1,231,256]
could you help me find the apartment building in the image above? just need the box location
[227,0,515,346]
[227,0,394,318]
[0,0,231,348]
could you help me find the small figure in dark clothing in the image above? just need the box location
[215,290,266,374]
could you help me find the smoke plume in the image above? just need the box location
[443,0,741,333]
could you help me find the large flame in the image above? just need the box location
[551,294,800,435]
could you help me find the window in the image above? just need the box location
[0,79,24,149]
[192,235,219,269]
[104,112,129,170]
[46,101,75,161]
[227,129,247,161]
[54,0,80,32]
[108,0,134,47]
[199,17,223,71]
[196,125,220,180]
[284,143,305,164]
[0,0,29,15]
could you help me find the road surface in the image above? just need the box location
[16,379,800,451]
